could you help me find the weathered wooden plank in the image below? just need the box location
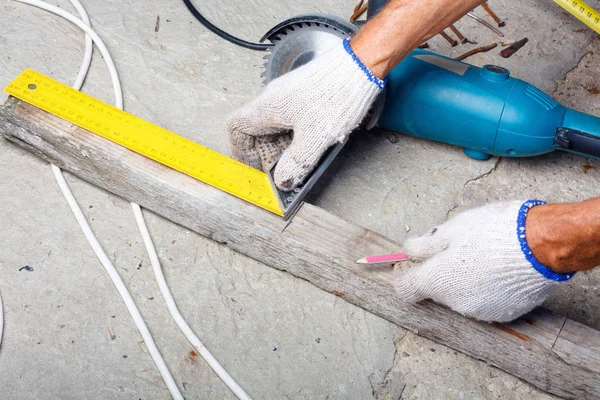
[554,319,600,373]
[2,97,600,399]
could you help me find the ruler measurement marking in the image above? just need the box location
[554,0,600,33]
[5,69,282,216]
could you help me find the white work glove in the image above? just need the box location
[227,38,385,190]
[394,200,575,322]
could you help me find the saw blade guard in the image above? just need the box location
[259,14,387,218]
[260,13,385,129]
[260,14,357,82]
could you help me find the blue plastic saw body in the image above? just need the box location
[377,49,600,160]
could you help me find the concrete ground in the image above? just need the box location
[0,0,599,398]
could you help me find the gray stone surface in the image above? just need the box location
[0,0,598,398]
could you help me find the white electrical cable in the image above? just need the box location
[14,1,251,399]
[4,1,89,355]
[133,211,252,400]
[66,0,92,90]
[14,1,181,398]
[48,174,184,400]
[15,0,123,106]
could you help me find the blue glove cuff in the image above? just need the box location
[342,38,387,89]
[517,200,575,282]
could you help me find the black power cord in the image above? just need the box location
[182,0,274,51]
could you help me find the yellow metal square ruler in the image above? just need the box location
[4,69,283,216]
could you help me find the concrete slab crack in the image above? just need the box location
[369,331,409,400]
[463,157,502,187]
[552,43,596,96]
[445,204,458,219]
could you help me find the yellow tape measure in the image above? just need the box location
[554,0,600,34]
[4,69,283,216]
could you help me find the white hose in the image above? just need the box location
[67,0,92,90]
[14,1,181,398]
[15,0,123,108]
[14,1,251,399]
[49,170,184,400]
[133,209,252,400]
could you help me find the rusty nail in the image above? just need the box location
[350,0,368,22]
[449,24,468,44]
[482,3,506,27]
[439,30,458,47]
[455,43,498,61]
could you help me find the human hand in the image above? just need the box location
[226,38,384,190]
[394,200,575,322]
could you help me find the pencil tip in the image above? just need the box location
[356,258,367,264]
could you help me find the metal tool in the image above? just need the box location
[467,12,504,37]
[4,69,284,217]
[449,24,472,44]
[481,3,506,27]
[267,139,348,219]
[439,30,459,47]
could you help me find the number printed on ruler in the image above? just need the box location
[554,0,600,33]
[5,69,284,216]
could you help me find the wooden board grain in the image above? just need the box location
[2,97,600,399]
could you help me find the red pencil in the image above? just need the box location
[355,253,408,265]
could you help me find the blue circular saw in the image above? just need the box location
[260,13,600,163]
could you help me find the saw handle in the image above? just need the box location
[555,109,600,158]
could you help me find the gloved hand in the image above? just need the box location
[394,200,575,322]
[226,38,385,190]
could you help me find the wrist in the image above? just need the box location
[348,0,486,78]
[342,39,386,89]
[349,33,410,79]
[349,3,415,79]
[526,200,600,273]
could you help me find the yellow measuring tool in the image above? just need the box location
[553,0,600,34]
[4,69,283,216]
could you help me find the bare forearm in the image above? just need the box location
[528,197,600,273]
[350,0,485,78]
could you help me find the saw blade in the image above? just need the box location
[261,14,358,84]
[258,15,360,219]
[260,14,385,129]
[258,14,385,219]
